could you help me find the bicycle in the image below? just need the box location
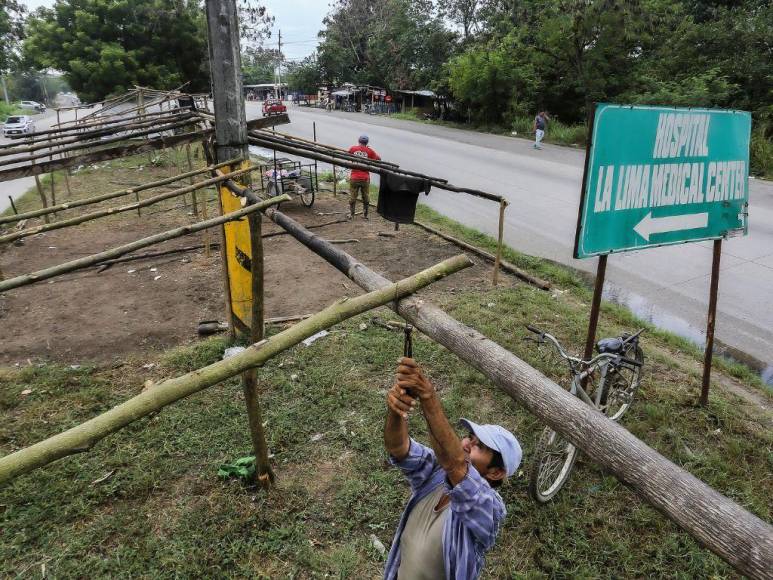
[524,325,644,503]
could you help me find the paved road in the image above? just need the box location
[0,107,99,213]
[248,103,773,375]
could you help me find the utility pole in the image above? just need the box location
[276,29,282,100]
[205,0,274,489]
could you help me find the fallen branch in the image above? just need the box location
[413,220,551,291]
[261,218,348,238]
[0,195,290,293]
[0,254,472,484]
[327,239,359,244]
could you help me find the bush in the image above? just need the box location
[750,121,772,178]
[0,101,20,122]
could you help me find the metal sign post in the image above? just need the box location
[574,104,751,405]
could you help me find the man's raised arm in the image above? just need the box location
[384,382,414,461]
[396,358,468,485]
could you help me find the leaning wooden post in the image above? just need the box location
[55,109,72,197]
[312,121,319,192]
[582,254,608,363]
[700,239,722,406]
[206,0,272,488]
[33,172,50,224]
[492,199,508,285]
[246,210,274,488]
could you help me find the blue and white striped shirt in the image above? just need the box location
[384,439,507,580]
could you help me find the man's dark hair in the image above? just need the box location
[488,450,505,488]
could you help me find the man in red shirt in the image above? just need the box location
[347,135,380,220]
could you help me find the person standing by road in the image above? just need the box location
[384,357,522,579]
[534,111,550,149]
[347,134,381,220]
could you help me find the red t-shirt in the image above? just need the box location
[348,145,381,181]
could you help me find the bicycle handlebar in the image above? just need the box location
[526,324,543,335]
[525,324,644,370]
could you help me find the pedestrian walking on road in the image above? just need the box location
[347,135,381,220]
[534,111,550,149]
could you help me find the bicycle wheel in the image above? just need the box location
[528,427,578,503]
[602,344,644,421]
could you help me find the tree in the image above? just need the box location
[285,55,322,94]
[22,0,209,102]
[0,0,25,73]
[317,0,456,89]
[242,47,279,85]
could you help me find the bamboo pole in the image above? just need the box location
[492,199,508,285]
[0,165,262,245]
[412,219,550,290]
[186,144,199,217]
[0,129,212,183]
[33,174,50,224]
[247,133,503,203]
[0,254,472,484]
[0,117,200,168]
[0,195,289,293]
[0,158,239,225]
[0,109,191,154]
[245,211,273,488]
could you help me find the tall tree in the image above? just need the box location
[0,0,25,74]
[22,0,209,102]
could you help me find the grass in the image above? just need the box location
[0,102,21,123]
[1,154,771,578]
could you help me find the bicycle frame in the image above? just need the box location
[534,328,643,411]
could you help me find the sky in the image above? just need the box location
[19,0,329,61]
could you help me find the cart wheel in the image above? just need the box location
[298,176,315,207]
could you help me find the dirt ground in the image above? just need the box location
[0,190,510,366]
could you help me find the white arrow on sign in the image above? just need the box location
[633,212,709,242]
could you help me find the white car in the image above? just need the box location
[18,100,46,113]
[3,115,36,138]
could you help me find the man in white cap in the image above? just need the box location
[383,357,522,580]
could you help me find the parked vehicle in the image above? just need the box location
[3,115,36,138]
[262,99,287,116]
[18,100,46,113]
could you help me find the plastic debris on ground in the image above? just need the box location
[302,330,329,347]
[223,346,246,359]
[218,456,256,480]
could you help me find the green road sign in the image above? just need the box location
[574,104,751,259]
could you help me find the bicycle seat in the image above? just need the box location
[596,337,624,354]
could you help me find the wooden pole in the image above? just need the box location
[700,239,722,406]
[583,254,608,363]
[206,0,268,487]
[0,255,471,485]
[259,205,773,579]
[412,220,550,290]
[0,195,288,293]
[0,165,261,245]
[7,196,18,214]
[246,211,273,487]
[312,122,319,192]
[55,109,72,198]
[33,173,50,224]
[0,159,238,226]
[186,143,199,216]
[492,199,507,285]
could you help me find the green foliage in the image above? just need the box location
[21,0,209,102]
[0,0,25,72]
[317,0,456,89]
[284,55,323,95]
[242,46,279,85]
[0,99,20,121]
